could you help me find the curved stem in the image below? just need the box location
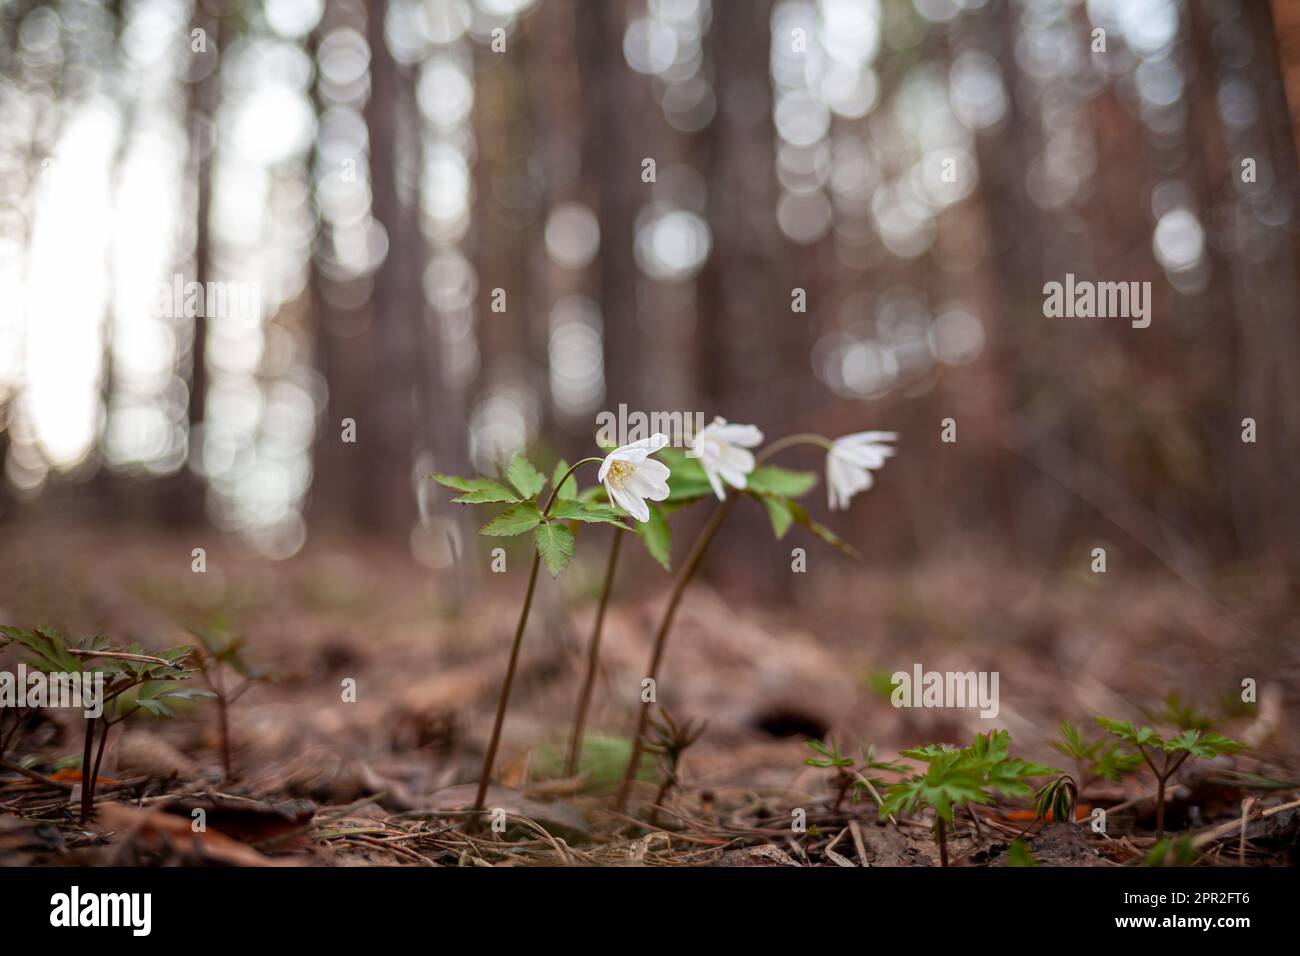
[755,433,831,465]
[544,457,604,515]
[472,550,542,814]
[470,455,602,814]
[615,494,738,812]
[564,527,624,777]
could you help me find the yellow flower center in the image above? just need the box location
[606,459,635,488]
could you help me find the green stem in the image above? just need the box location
[471,456,603,815]
[90,715,113,806]
[471,550,542,814]
[564,527,624,778]
[754,433,832,465]
[614,494,737,812]
[79,717,95,824]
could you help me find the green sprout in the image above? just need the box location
[643,706,706,826]
[1007,838,1038,867]
[0,626,209,823]
[189,622,270,781]
[804,737,856,813]
[1096,715,1245,840]
[1144,834,1197,867]
[804,738,906,814]
[880,730,1057,867]
[1033,773,1079,824]
[1051,720,1143,796]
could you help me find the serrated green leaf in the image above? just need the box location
[450,479,521,504]
[747,465,817,498]
[506,456,547,499]
[552,460,579,500]
[635,502,672,570]
[480,501,543,536]
[549,499,627,527]
[535,522,575,576]
[1163,729,1246,759]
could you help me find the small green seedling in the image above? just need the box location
[1007,838,1038,867]
[1051,720,1142,795]
[0,626,209,823]
[1096,716,1245,839]
[804,738,856,813]
[804,738,906,814]
[189,623,269,781]
[644,706,706,826]
[1033,773,1079,823]
[1144,834,1197,867]
[881,730,1057,867]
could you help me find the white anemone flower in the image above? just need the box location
[690,417,764,500]
[599,433,671,523]
[826,431,896,510]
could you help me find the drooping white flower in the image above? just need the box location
[826,431,896,510]
[599,433,671,523]
[690,417,764,500]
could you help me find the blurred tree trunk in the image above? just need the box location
[163,0,223,528]
[967,0,1043,555]
[698,0,796,596]
[1228,1,1300,567]
[579,0,644,406]
[306,7,365,532]
[362,0,426,536]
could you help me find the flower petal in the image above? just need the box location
[713,423,764,447]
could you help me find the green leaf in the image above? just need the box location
[506,456,547,499]
[577,484,606,504]
[551,460,579,500]
[787,501,861,559]
[431,473,518,503]
[1094,743,1143,781]
[548,499,627,527]
[636,502,672,570]
[480,501,543,536]
[1097,716,1164,749]
[1007,839,1037,867]
[454,483,521,504]
[428,473,479,492]
[1163,729,1246,759]
[747,465,817,498]
[534,522,575,576]
[760,494,794,539]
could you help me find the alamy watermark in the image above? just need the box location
[153,273,261,323]
[890,663,1000,719]
[595,404,706,451]
[50,886,151,936]
[1043,273,1151,329]
[0,665,104,719]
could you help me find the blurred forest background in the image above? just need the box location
[1,0,1298,600]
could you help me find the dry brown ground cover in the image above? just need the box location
[1,523,1296,867]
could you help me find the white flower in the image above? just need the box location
[599,433,671,523]
[690,417,764,500]
[826,431,896,510]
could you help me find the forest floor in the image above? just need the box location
[1,522,1297,867]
